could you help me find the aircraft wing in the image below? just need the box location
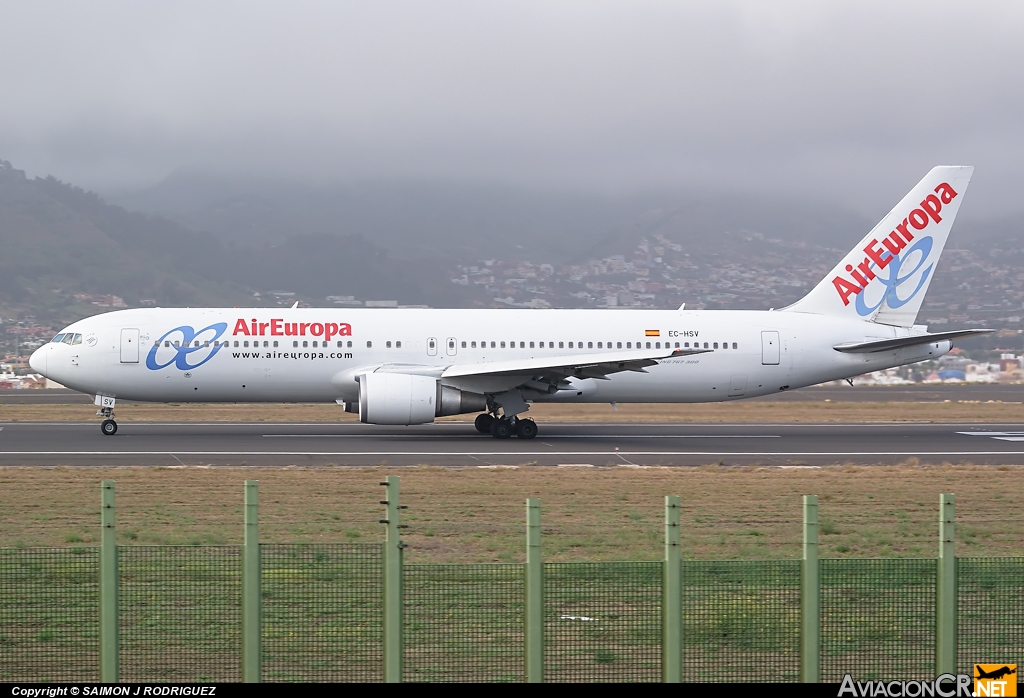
[833,328,993,353]
[440,346,711,393]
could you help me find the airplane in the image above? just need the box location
[29,166,991,438]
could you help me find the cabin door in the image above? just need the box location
[120,328,140,363]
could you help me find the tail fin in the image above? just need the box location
[782,166,973,326]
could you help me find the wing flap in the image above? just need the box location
[441,347,710,380]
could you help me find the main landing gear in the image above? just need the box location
[474,413,538,440]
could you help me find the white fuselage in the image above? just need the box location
[31,307,947,405]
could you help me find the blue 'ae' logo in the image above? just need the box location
[855,237,934,317]
[146,323,228,371]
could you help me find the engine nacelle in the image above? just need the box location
[358,373,486,425]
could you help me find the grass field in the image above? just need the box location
[3,399,1024,422]
[0,464,1020,561]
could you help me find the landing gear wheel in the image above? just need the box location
[475,413,495,434]
[490,418,513,439]
[101,419,118,436]
[515,419,538,439]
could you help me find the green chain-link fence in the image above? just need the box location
[261,543,382,682]
[544,562,662,682]
[683,560,801,682]
[0,548,99,682]
[404,564,523,682]
[821,558,937,682]
[119,546,241,683]
[3,551,1024,682]
[958,557,1024,675]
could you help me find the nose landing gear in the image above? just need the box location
[96,398,117,436]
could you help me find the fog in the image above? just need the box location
[1,1,1023,216]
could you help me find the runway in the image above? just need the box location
[3,421,1024,466]
[1,384,1021,404]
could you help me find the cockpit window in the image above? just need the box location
[62,334,75,345]
[51,334,65,343]
[72,334,83,345]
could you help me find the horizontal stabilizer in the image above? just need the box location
[833,329,993,353]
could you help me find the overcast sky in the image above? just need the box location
[1,1,1022,216]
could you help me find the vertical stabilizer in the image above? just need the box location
[782,166,973,326]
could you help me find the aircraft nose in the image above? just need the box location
[29,346,47,375]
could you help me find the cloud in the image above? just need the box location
[1,1,1022,214]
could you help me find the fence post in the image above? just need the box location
[242,481,261,683]
[936,493,956,676]
[663,495,682,683]
[382,476,404,683]
[99,480,118,682]
[525,498,544,683]
[801,494,820,683]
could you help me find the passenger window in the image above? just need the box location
[617,342,622,349]
[597,342,602,349]
[588,342,593,349]
[471,341,477,348]
[273,341,278,348]
[646,342,651,349]
[714,342,719,349]
[684,342,689,348]
[558,342,564,349]
[703,342,708,349]
[52,334,65,343]
[386,341,392,348]
[302,341,308,348]
[174,341,181,348]
[264,341,269,348]
[233,341,239,348]
[674,342,679,348]
[529,341,534,348]
[293,341,298,348]
[568,342,573,349]
[500,341,506,348]
[656,342,661,349]
[491,341,496,348]
[396,341,402,348]
[462,341,467,348]
[733,342,738,349]
[626,342,631,349]
[347,341,353,348]
[367,341,372,348]
[520,341,525,348]
[337,341,343,348]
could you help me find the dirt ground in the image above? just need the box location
[3,400,1024,423]
[1,464,1020,562]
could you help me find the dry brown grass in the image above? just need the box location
[1,464,1021,562]
[2,400,1023,423]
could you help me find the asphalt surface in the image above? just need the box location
[3,421,1024,466]
[2,384,1022,405]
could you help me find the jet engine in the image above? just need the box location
[357,372,486,425]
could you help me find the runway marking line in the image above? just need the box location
[260,434,782,439]
[4,450,1024,457]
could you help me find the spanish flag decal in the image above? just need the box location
[645,330,660,337]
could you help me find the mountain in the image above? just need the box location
[107,173,876,262]
[0,161,478,325]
